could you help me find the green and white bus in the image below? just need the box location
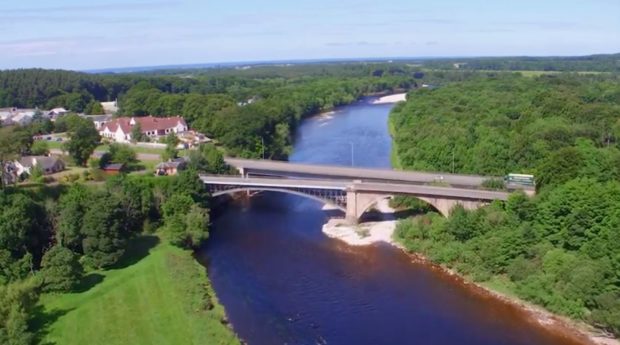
[504,173,535,187]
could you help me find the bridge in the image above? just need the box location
[201,159,517,223]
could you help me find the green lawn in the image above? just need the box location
[47,141,166,155]
[36,237,239,345]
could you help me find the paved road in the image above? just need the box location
[50,148,161,161]
[225,158,498,188]
[200,175,510,201]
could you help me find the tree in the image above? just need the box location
[162,133,179,161]
[0,193,48,283]
[64,118,100,166]
[57,184,90,252]
[53,114,83,133]
[107,143,137,166]
[30,140,49,156]
[0,126,33,188]
[81,194,126,268]
[162,193,209,248]
[188,144,228,174]
[40,245,83,292]
[0,278,39,345]
[84,101,104,115]
[130,122,145,143]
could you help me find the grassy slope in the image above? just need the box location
[36,237,239,345]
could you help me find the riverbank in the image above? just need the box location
[36,237,240,345]
[403,250,619,345]
[324,206,616,345]
[322,199,400,247]
[371,92,407,104]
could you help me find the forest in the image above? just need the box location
[390,73,620,336]
[0,66,415,158]
[423,53,620,72]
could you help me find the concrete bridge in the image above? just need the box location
[224,158,495,189]
[201,172,511,224]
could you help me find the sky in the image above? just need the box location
[0,0,619,70]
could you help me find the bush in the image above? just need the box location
[481,178,506,190]
[40,245,84,292]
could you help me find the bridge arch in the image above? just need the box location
[355,195,443,221]
[211,187,347,213]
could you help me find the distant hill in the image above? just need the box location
[84,53,620,75]
[422,53,620,72]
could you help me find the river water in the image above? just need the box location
[197,99,584,345]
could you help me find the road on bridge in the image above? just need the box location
[224,158,501,189]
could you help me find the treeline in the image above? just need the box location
[0,69,236,111]
[119,75,414,158]
[0,64,417,112]
[390,74,620,336]
[423,53,620,72]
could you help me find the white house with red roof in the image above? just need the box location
[99,116,188,143]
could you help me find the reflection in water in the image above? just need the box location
[198,99,585,345]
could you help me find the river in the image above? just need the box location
[197,98,585,345]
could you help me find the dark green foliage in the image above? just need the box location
[81,193,127,268]
[162,194,209,249]
[481,178,505,190]
[29,141,49,156]
[390,74,620,179]
[84,101,104,115]
[0,192,49,284]
[0,278,40,345]
[100,143,137,168]
[40,246,83,292]
[130,122,146,143]
[56,184,91,252]
[422,53,620,72]
[162,133,178,161]
[392,73,620,336]
[63,118,101,166]
[187,144,228,174]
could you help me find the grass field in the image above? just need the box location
[35,237,239,345]
[46,141,166,155]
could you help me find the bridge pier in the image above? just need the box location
[345,190,390,224]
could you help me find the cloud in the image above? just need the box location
[326,41,386,47]
[489,20,595,31]
[1,0,180,14]
[0,39,73,57]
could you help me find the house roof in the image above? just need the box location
[102,163,125,171]
[19,156,63,170]
[155,157,188,169]
[49,107,68,114]
[101,116,187,134]
[82,114,113,122]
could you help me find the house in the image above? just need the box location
[177,130,212,147]
[99,116,188,143]
[155,157,188,176]
[82,114,113,129]
[102,163,126,175]
[47,107,68,120]
[0,108,37,125]
[15,156,65,176]
[101,101,118,114]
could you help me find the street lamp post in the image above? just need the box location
[261,137,265,159]
[349,141,354,167]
